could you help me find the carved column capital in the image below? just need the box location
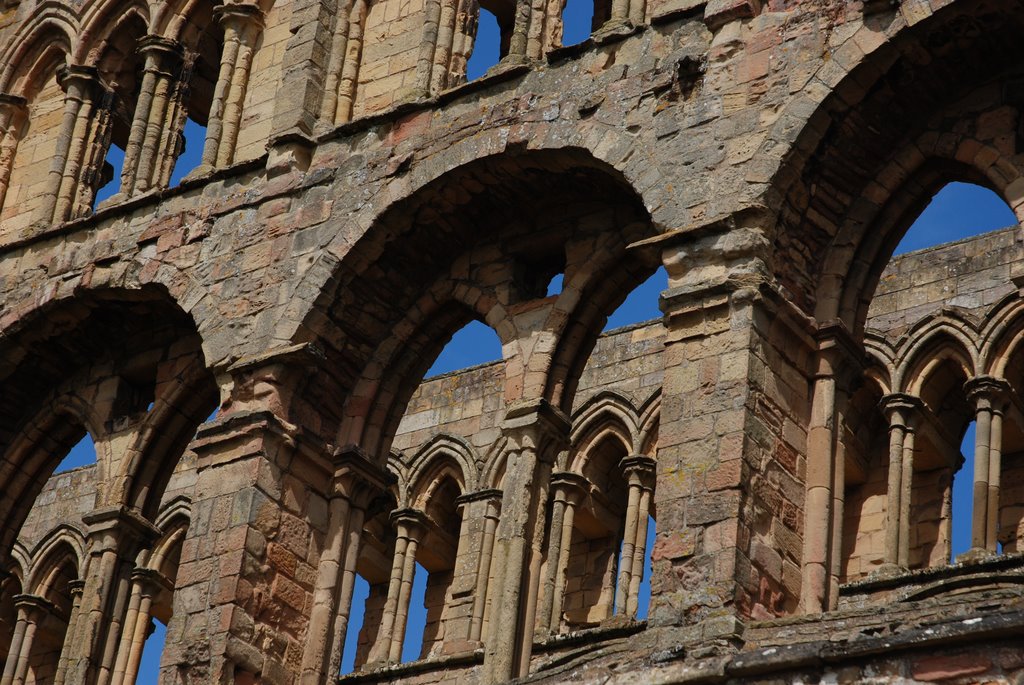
[620,454,657,490]
[390,508,429,541]
[57,65,101,101]
[83,506,162,553]
[331,446,395,509]
[549,472,589,506]
[501,398,570,461]
[13,593,53,623]
[879,393,923,429]
[964,376,1012,413]
[214,3,266,32]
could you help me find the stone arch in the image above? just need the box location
[896,319,980,396]
[75,0,152,65]
[0,7,77,95]
[25,526,85,599]
[979,295,1024,378]
[0,286,215,562]
[568,391,638,473]
[406,434,479,508]
[864,336,896,396]
[299,147,655,467]
[764,0,1024,330]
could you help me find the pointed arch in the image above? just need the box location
[25,525,85,598]
[0,5,77,95]
[75,0,152,65]
[895,318,979,395]
[406,434,478,507]
[568,391,639,472]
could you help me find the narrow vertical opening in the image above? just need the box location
[466,9,502,81]
[400,563,429,662]
[561,0,595,46]
[55,434,97,473]
[339,575,370,674]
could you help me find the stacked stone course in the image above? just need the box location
[2,0,1024,683]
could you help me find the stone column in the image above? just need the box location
[115,569,166,685]
[118,36,183,198]
[482,400,569,684]
[335,0,368,124]
[467,490,501,644]
[42,65,100,224]
[52,69,107,222]
[537,472,587,635]
[963,376,1011,557]
[300,448,391,685]
[0,595,51,685]
[878,394,922,572]
[0,93,27,212]
[165,343,339,685]
[365,509,427,665]
[57,507,160,685]
[51,580,84,685]
[800,324,861,613]
[198,4,265,172]
[621,456,656,618]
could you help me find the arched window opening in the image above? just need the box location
[136,620,166,685]
[952,421,976,561]
[168,118,207,186]
[559,435,630,630]
[91,13,148,211]
[400,563,429,662]
[339,574,370,674]
[635,514,655,620]
[894,182,1017,256]
[560,0,602,47]
[55,433,97,474]
[546,273,564,297]
[426,320,503,377]
[604,267,666,332]
[464,7,503,80]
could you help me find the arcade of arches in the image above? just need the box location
[2,0,1024,683]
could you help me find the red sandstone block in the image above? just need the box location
[912,654,992,682]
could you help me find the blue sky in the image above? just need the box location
[67,3,1024,671]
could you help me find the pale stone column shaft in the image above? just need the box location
[898,421,917,568]
[801,372,836,612]
[53,89,98,221]
[336,0,367,123]
[51,580,84,685]
[965,377,1011,554]
[388,512,425,663]
[429,0,459,92]
[43,66,97,223]
[0,94,27,212]
[201,21,243,166]
[548,491,577,631]
[369,532,408,663]
[883,417,905,566]
[0,604,29,685]
[215,7,265,167]
[121,585,157,685]
[615,482,642,614]
[827,397,847,610]
[326,506,367,677]
[320,0,355,124]
[879,394,921,571]
[109,578,144,685]
[537,495,567,634]
[515,454,553,677]
[415,0,444,95]
[2,596,50,685]
[121,37,182,196]
[626,486,653,617]
[468,494,500,643]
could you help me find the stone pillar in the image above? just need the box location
[800,324,861,613]
[119,36,182,197]
[620,456,656,618]
[648,210,803,632]
[0,93,27,212]
[335,0,368,124]
[198,4,265,172]
[482,400,569,684]
[300,448,391,685]
[112,569,166,685]
[467,490,501,644]
[878,394,922,572]
[41,65,100,224]
[367,509,427,665]
[51,580,84,685]
[57,507,160,685]
[963,376,1011,557]
[537,472,587,635]
[165,343,339,685]
[0,595,51,685]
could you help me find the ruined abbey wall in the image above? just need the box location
[2,0,1024,683]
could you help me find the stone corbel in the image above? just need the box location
[703,0,760,31]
